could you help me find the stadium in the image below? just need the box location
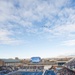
[0,0,75,75]
[0,57,75,75]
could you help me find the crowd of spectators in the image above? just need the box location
[0,66,19,74]
[55,58,75,75]
[1,58,75,75]
[65,58,75,70]
[56,67,75,75]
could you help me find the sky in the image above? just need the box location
[0,0,75,59]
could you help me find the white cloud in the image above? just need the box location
[53,24,75,35]
[0,29,23,45]
[0,0,75,44]
[62,40,75,46]
[43,24,75,37]
[43,6,75,37]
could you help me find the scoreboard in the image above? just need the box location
[31,57,41,63]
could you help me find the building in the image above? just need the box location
[0,59,21,66]
[21,57,57,71]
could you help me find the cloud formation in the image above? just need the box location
[0,0,75,45]
[63,40,75,46]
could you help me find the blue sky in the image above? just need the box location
[0,0,75,58]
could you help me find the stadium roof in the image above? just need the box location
[0,59,20,63]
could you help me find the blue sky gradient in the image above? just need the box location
[0,0,75,58]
